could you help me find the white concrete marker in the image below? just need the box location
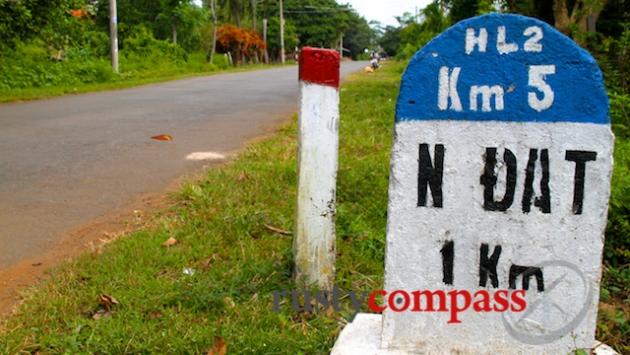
[332,14,616,355]
[294,47,341,290]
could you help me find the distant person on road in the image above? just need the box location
[370,51,381,70]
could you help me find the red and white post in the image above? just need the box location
[294,47,341,289]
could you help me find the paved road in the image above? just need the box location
[0,62,366,268]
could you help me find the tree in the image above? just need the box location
[597,0,630,37]
[215,24,265,64]
[342,11,375,58]
[502,0,554,25]
[264,15,298,60]
[396,1,448,58]
[0,0,86,49]
[157,0,196,44]
[503,0,610,43]
[96,0,162,40]
[448,0,479,23]
[220,0,245,27]
[207,0,218,62]
[256,0,372,58]
[379,26,402,57]
[422,1,449,32]
[552,0,608,35]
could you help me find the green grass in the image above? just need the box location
[0,40,297,104]
[0,62,627,354]
[0,61,287,104]
[0,62,397,354]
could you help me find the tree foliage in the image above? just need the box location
[258,0,375,59]
[216,24,265,64]
[1,0,375,63]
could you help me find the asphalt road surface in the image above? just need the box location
[0,62,366,268]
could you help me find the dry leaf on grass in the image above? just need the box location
[199,254,219,270]
[162,237,178,247]
[151,134,173,141]
[237,172,249,181]
[149,311,163,320]
[98,294,119,311]
[264,224,291,236]
[224,297,236,309]
[207,336,227,355]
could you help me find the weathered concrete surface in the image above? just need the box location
[331,314,619,355]
[383,122,613,353]
[0,62,365,270]
[294,82,339,290]
[332,13,614,355]
[381,13,613,354]
[294,48,340,289]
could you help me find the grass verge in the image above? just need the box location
[0,62,627,353]
[0,62,293,104]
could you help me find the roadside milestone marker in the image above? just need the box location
[332,14,615,354]
[294,47,340,290]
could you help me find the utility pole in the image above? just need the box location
[279,0,285,64]
[209,0,218,63]
[263,18,269,64]
[339,33,343,57]
[109,0,119,73]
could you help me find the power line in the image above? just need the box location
[283,6,354,14]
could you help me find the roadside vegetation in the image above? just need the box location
[0,0,375,102]
[0,0,627,353]
[0,59,628,353]
[0,62,399,354]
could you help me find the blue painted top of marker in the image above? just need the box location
[396,13,609,124]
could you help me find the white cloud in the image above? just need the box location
[344,0,433,27]
[193,0,431,27]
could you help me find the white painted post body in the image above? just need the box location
[294,47,341,290]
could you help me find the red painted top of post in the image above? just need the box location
[299,47,340,89]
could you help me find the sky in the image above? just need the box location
[344,0,432,27]
[192,0,432,28]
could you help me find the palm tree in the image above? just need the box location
[251,0,257,31]
[220,0,245,27]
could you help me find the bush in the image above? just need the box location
[0,40,115,90]
[78,30,110,58]
[597,25,630,95]
[211,54,230,70]
[606,137,630,265]
[596,27,630,303]
[610,92,630,137]
[123,26,187,63]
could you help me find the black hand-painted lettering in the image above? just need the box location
[479,243,502,288]
[509,265,544,292]
[480,148,517,211]
[418,144,444,208]
[441,240,454,285]
[565,150,597,215]
[522,149,551,214]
